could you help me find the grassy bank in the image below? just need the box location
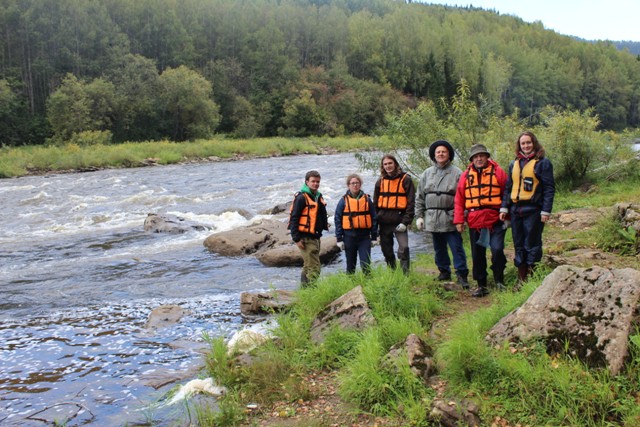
[182,176,640,427]
[0,136,379,178]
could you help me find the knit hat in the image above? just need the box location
[468,144,491,161]
[428,140,455,162]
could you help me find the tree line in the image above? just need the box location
[1,0,639,146]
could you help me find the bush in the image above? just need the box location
[67,130,113,146]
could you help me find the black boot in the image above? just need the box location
[456,272,469,289]
[400,258,410,275]
[437,269,452,281]
[471,286,489,297]
[471,280,489,297]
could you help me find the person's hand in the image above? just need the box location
[541,214,550,223]
[456,224,465,234]
[296,240,305,250]
[416,218,424,230]
[395,223,407,233]
[371,239,379,247]
[337,241,345,251]
[499,212,507,221]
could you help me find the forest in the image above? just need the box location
[1,0,639,146]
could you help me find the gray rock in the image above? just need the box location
[145,305,187,330]
[256,236,340,267]
[144,213,210,233]
[203,218,290,256]
[616,202,640,234]
[385,333,436,381]
[240,290,296,316]
[310,285,376,343]
[548,207,609,230]
[429,398,481,427]
[486,265,640,375]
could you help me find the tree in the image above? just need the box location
[157,65,220,141]
[46,74,117,143]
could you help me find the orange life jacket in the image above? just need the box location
[377,174,408,210]
[290,192,326,234]
[464,163,502,210]
[342,194,372,230]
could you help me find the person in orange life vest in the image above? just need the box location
[334,174,378,274]
[499,131,555,285]
[373,154,416,274]
[454,144,508,297]
[289,170,329,286]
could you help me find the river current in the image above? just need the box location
[0,153,429,425]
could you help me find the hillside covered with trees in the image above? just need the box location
[1,0,639,146]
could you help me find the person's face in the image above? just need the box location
[383,158,396,174]
[519,135,534,155]
[348,178,361,193]
[472,153,489,169]
[434,146,450,165]
[306,176,321,192]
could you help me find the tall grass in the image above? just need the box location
[0,136,379,178]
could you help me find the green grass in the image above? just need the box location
[0,136,380,178]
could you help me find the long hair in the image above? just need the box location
[379,154,402,177]
[516,131,545,159]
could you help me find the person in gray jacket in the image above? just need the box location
[415,140,469,288]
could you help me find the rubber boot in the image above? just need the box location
[400,258,410,275]
[517,264,529,283]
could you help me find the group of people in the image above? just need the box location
[289,131,555,297]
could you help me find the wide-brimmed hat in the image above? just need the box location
[468,144,491,161]
[428,140,455,162]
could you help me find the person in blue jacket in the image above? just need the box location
[499,131,555,285]
[334,174,378,274]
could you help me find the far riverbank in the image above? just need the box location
[0,135,381,178]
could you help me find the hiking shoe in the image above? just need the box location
[457,275,469,289]
[471,287,489,298]
[437,271,451,281]
[495,282,506,292]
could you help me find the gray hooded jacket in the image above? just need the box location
[415,162,462,233]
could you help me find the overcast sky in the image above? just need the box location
[423,0,640,42]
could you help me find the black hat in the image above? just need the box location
[428,140,455,162]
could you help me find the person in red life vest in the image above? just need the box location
[416,140,469,288]
[334,174,378,274]
[499,131,555,286]
[454,144,508,297]
[289,170,329,286]
[373,154,416,275]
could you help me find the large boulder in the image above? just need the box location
[144,213,211,233]
[256,236,340,267]
[203,218,290,256]
[310,285,376,343]
[487,265,640,374]
[548,207,609,230]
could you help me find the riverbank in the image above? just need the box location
[198,177,640,427]
[0,136,380,178]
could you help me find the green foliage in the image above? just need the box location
[595,214,640,256]
[157,66,221,141]
[3,0,640,145]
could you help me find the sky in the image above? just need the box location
[423,0,640,42]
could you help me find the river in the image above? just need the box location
[0,153,430,426]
